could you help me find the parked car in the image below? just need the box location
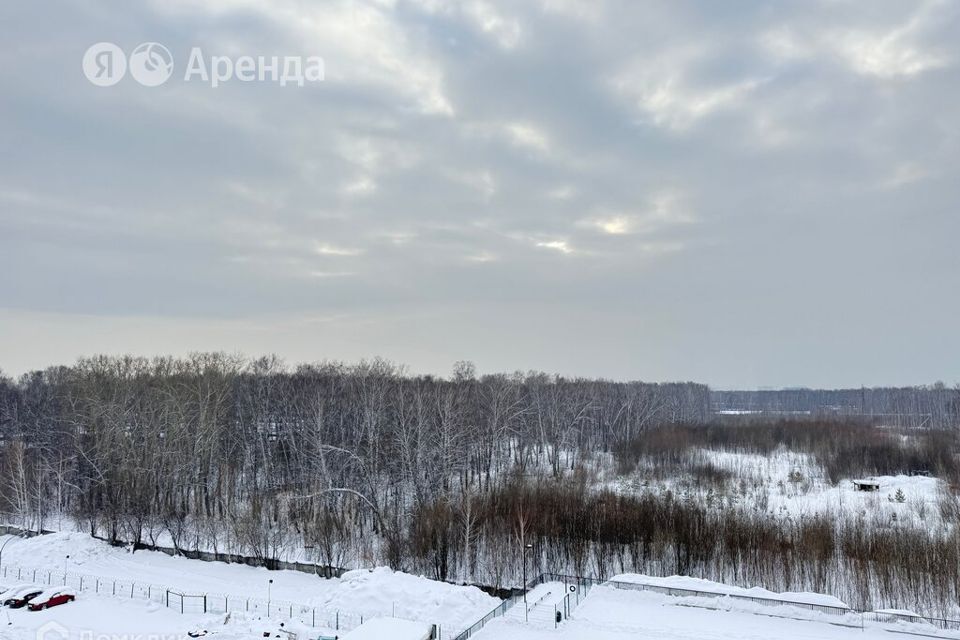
[0,584,31,598]
[4,585,44,608]
[28,588,76,611]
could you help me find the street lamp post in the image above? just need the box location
[0,534,21,574]
[64,555,70,584]
[522,543,533,622]
[268,579,273,615]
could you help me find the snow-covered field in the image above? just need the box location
[0,532,498,639]
[612,446,943,526]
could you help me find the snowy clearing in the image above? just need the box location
[612,446,944,526]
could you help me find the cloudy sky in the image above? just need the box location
[1,0,958,388]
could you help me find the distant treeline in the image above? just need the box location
[613,419,960,484]
[712,386,960,429]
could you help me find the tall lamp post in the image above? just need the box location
[268,579,274,615]
[64,555,70,584]
[0,534,21,575]
[522,543,533,622]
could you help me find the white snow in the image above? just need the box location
[611,573,849,608]
[1,532,958,640]
[341,617,433,640]
[2,593,211,640]
[474,584,955,640]
[0,532,499,637]
[613,446,944,526]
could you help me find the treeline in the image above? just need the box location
[612,420,960,484]
[0,353,708,566]
[435,480,960,616]
[2,355,960,614]
[713,386,960,429]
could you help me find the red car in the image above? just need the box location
[27,588,75,611]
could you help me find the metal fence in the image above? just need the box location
[864,611,960,632]
[450,595,518,640]
[538,573,596,625]
[450,575,542,640]
[606,578,855,618]
[1,562,378,633]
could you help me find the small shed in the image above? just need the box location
[853,479,880,492]
[341,618,434,640]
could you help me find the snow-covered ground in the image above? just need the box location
[4,533,960,640]
[610,573,849,608]
[0,532,498,638]
[475,583,960,640]
[612,447,943,526]
[1,591,230,640]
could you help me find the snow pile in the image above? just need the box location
[320,567,499,633]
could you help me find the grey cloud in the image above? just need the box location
[0,0,958,387]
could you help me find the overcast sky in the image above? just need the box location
[1,0,958,388]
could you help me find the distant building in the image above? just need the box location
[853,479,880,492]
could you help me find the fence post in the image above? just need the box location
[336,611,339,629]
[204,595,207,613]
[312,608,315,627]
[131,583,134,598]
[166,590,169,608]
